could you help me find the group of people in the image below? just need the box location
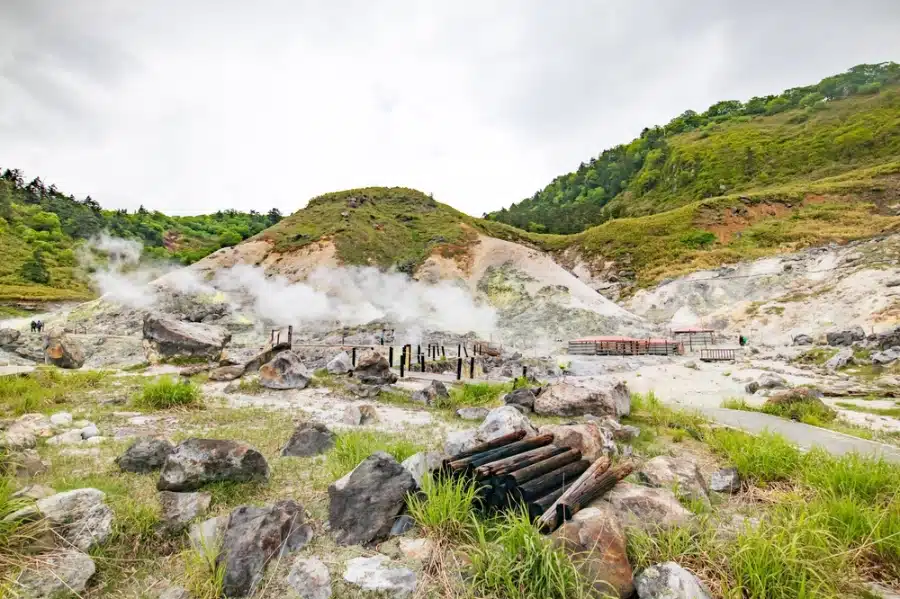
[29,320,44,333]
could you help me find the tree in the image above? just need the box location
[267,208,283,225]
[0,183,11,220]
[82,195,101,212]
[765,97,790,115]
[21,250,50,284]
[218,229,242,247]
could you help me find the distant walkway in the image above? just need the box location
[697,407,900,464]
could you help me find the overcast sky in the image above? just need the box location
[1,1,899,217]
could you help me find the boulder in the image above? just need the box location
[14,549,96,598]
[602,483,692,531]
[872,326,900,350]
[15,488,113,552]
[286,556,332,599]
[142,314,231,363]
[328,452,417,546]
[456,407,489,421]
[159,491,212,532]
[50,412,73,427]
[503,387,537,412]
[342,404,378,426]
[0,327,20,346]
[12,484,56,501]
[826,326,865,347]
[552,504,633,598]
[538,423,615,461]
[792,333,814,346]
[80,423,99,440]
[326,351,352,375]
[157,438,269,492]
[115,438,174,473]
[209,364,246,382]
[478,406,538,441]
[745,372,786,394]
[1,414,52,450]
[872,347,900,365]
[218,500,313,597]
[47,430,84,446]
[401,451,443,488]
[8,449,47,478]
[44,334,85,369]
[411,380,449,406]
[634,561,711,599]
[281,422,336,457]
[825,347,854,371]
[353,349,397,385]
[342,555,416,598]
[444,429,478,456]
[709,468,741,494]
[638,456,710,507]
[534,380,630,417]
[259,351,311,390]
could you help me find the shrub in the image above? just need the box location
[136,376,202,409]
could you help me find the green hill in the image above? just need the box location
[487,62,900,234]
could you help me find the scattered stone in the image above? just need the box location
[47,430,84,446]
[602,483,692,531]
[342,555,416,598]
[282,422,336,457]
[638,456,710,506]
[478,405,538,441]
[634,561,711,599]
[552,504,633,598]
[80,423,99,440]
[539,423,615,461]
[286,556,332,599]
[11,449,48,478]
[208,364,246,382]
[142,314,231,363]
[390,515,416,536]
[825,347,854,371]
[326,351,352,375]
[444,429,478,456]
[15,488,114,552]
[534,380,630,417]
[157,438,270,492]
[157,584,191,599]
[116,438,175,473]
[45,333,86,369]
[342,404,379,426]
[259,351,311,390]
[745,372,787,394]
[401,451,443,488]
[353,349,397,385]
[1,414,52,450]
[189,516,225,552]
[12,484,56,501]
[14,549,96,598]
[50,412,73,427]
[872,347,900,365]
[411,380,449,406]
[0,327,20,346]
[792,333,814,346]
[218,500,313,597]
[710,468,741,494]
[455,407,489,421]
[503,387,537,412]
[329,452,417,546]
[85,436,105,445]
[159,491,212,532]
[826,326,866,347]
[399,537,434,562]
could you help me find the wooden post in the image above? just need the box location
[351,347,356,367]
[288,325,293,345]
[441,346,446,358]
[458,343,462,357]
[469,357,475,379]
[389,346,394,367]
[456,357,462,380]
[522,366,528,379]
[417,344,421,359]
[400,349,405,378]
[420,355,425,372]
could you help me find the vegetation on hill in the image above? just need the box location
[0,171,281,303]
[487,62,900,234]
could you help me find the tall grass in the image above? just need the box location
[436,382,512,411]
[630,391,707,439]
[406,474,478,543]
[706,429,802,483]
[135,376,202,410]
[324,431,423,479]
[0,369,107,416]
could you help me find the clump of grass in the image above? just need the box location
[834,401,900,418]
[722,397,753,410]
[0,469,46,559]
[0,369,108,416]
[182,531,225,599]
[630,391,707,439]
[135,376,202,410]
[234,377,264,395]
[706,429,801,483]
[407,474,478,542]
[793,348,839,366]
[121,361,150,372]
[325,431,423,479]
[467,509,590,599]
[436,382,511,410]
[760,393,837,425]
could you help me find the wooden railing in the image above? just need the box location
[700,348,736,362]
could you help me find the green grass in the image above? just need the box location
[181,528,225,599]
[0,368,108,416]
[134,376,202,410]
[324,430,423,479]
[793,348,839,366]
[406,473,479,543]
[835,401,900,418]
[436,382,512,411]
[630,391,707,439]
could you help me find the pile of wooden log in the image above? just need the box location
[438,430,634,533]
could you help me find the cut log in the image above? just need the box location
[536,456,611,533]
[517,459,591,502]
[502,448,582,487]
[449,434,554,475]
[527,481,575,521]
[474,445,567,479]
[555,461,635,524]
[442,430,526,465]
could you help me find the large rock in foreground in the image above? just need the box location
[115,438,174,473]
[142,314,231,363]
[353,349,397,385]
[534,380,630,417]
[634,561,712,599]
[259,351,311,390]
[602,483,692,531]
[10,488,114,552]
[44,334,85,369]
[218,500,313,597]
[539,423,615,461]
[328,452,417,546]
[326,351,352,375]
[342,555,416,598]
[0,327,20,347]
[14,549,96,598]
[638,456,710,507]
[157,439,269,492]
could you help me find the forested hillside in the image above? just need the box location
[0,171,281,308]
[487,62,900,234]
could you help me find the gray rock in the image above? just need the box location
[80,423,99,440]
[208,364,246,382]
[826,326,866,347]
[259,351,311,390]
[634,561,711,599]
[872,347,900,365]
[709,468,741,494]
[886,279,900,288]
[326,351,352,375]
[353,349,397,385]
[534,380,630,417]
[33,489,113,551]
[157,438,269,492]
[478,406,537,442]
[115,438,174,473]
[282,422,336,457]
[792,333,814,346]
[159,491,212,532]
[1,415,51,450]
[825,347,854,371]
[503,387,537,412]
[602,483,692,531]
[411,380,449,406]
[50,412,73,427]
[0,327,20,347]
[638,456,710,507]
[47,430,84,445]
[158,584,191,599]
[14,549,96,598]
[539,423,615,461]
[286,556,332,599]
[390,515,416,536]
[9,449,47,478]
[45,333,86,369]
[443,429,478,456]
[12,484,56,501]
[329,452,417,546]
[401,451,443,488]
[455,407,489,421]
[218,500,313,597]
[142,314,231,363]
[342,555,416,598]
[746,372,787,393]
[342,404,378,426]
